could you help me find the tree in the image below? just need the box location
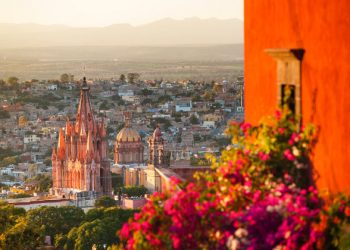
[0,217,43,250]
[126,73,140,84]
[0,202,26,234]
[25,174,52,192]
[122,186,148,197]
[141,98,153,106]
[0,156,18,168]
[94,196,117,208]
[7,193,32,199]
[157,95,172,104]
[111,173,123,191]
[192,95,202,102]
[26,206,85,243]
[0,80,6,90]
[210,102,222,110]
[59,207,137,250]
[119,74,126,82]
[189,114,200,125]
[0,109,10,120]
[7,76,18,85]
[140,88,153,96]
[99,100,110,110]
[60,74,69,83]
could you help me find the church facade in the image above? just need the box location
[51,78,112,197]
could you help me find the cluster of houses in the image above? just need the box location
[0,76,244,191]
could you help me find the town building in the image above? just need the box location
[51,77,112,197]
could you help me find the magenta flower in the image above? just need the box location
[258,151,270,161]
[284,149,296,161]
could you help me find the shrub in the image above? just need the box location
[118,110,350,249]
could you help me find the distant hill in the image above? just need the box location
[0,18,243,48]
[0,44,243,61]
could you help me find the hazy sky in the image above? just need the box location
[0,0,243,27]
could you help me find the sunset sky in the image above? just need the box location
[0,0,243,27]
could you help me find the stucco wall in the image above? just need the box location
[245,0,350,192]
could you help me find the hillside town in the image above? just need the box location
[0,74,244,198]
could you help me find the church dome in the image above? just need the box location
[116,127,141,142]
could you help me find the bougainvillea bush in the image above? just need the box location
[118,111,350,250]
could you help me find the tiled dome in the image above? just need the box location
[116,127,141,142]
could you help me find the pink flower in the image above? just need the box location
[172,235,181,249]
[240,122,252,133]
[258,151,270,161]
[120,223,130,238]
[284,149,296,161]
[275,110,282,120]
[288,133,300,145]
[170,176,181,185]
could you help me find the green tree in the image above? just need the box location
[0,109,10,119]
[211,102,222,110]
[122,186,148,197]
[126,73,140,84]
[189,114,200,125]
[0,79,5,88]
[140,88,153,96]
[141,98,153,105]
[157,95,172,104]
[7,193,32,199]
[94,196,117,208]
[0,156,18,168]
[60,207,137,250]
[60,73,69,83]
[26,206,85,243]
[7,76,18,85]
[0,218,43,250]
[25,174,52,192]
[0,202,26,234]
[99,100,110,110]
[192,94,202,102]
[111,173,123,191]
[119,74,126,82]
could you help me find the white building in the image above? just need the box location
[118,85,134,97]
[202,121,216,129]
[24,134,40,144]
[47,84,58,91]
[175,99,192,112]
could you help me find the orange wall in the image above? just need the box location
[245,0,350,193]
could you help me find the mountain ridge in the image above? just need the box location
[0,18,243,48]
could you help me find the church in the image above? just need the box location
[51,77,210,198]
[51,77,112,197]
[114,117,168,192]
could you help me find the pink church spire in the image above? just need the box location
[75,77,96,134]
[65,117,72,136]
[57,128,66,160]
[86,130,94,161]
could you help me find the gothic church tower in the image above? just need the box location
[51,77,112,196]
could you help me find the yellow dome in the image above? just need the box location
[116,127,141,142]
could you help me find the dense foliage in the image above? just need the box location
[0,203,137,250]
[95,196,117,208]
[24,174,52,192]
[119,110,350,250]
[122,186,148,197]
[0,109,10,119]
